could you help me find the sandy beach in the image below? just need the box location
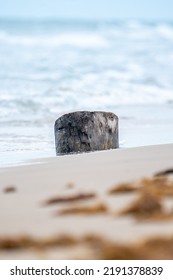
[0,143,173,259]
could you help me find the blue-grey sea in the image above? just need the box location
[0,19,173,167]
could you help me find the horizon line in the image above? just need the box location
[0,16,173,23]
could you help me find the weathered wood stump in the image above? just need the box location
[54,111,119,155]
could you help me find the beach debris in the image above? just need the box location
[0,235,77,250]
[65,182,75,189]
[140,177,173,197]
[54,111,119,155]
[58,203,108,215]
[119,191,162,218]
[0,233,173,260]
[43,192,96,206]
[154,168,173,177]
[96,236,173,260]
[97,241,144,260]
[108,176,173,221]
[108,176,173,197]
[118,189,173,221]
[108,182,139,194]
[3,185,17,193]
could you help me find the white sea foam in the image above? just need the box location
[0,30,108,48]
[157,24,173,39]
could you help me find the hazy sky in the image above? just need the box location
[0,0,173,21]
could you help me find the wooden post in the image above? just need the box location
[54,111,119,155]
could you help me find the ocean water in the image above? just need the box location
[0,19,173,167]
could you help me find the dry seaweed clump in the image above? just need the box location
[119,191,161,218]
[139,177,173,197]
[1,233,173,259]
[140,236,173,259]
[0,235,77,250]
[82,235,144,260]
[58,203,108,216]
[97,243,144,260]
[43,192,96,206]
[65,182,75,189]
[108,176,173,197]
[154,168,173,177]
[83,235,173,260]
[97,236,173,260]
[118,190,173,221]
[3,185,17,193]
[0,236,33,250]
[108,182,139,194]
[110,176,173,221]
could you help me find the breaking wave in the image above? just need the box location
[0,30,108,48]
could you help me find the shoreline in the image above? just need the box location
[0,143,173,259]
[1,104,173,169]
[1,142,173,169]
